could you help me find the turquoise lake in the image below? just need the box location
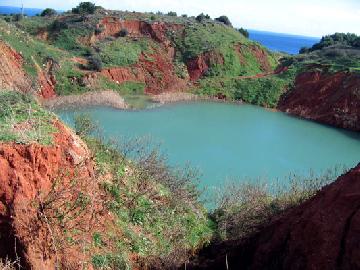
[58,102,360,192]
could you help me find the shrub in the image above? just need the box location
[150,15,156,21]
[299,46,309,54]
[72,2,98,14]
[12,14,23,22]
[87,54,103,71]
[195,13,210,22]
[74,113,98,137]
[215,15,232,27]
[167,11,177,16]
[238,27,249,38]
[49,19,68,31]
[118,28,129,37]
[40,8,57,17]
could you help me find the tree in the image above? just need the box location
[167,11,177,16]
[238,27,249,38]
[40,8,57,17]
[215,15,232,27]
[72,2,98,14]
[195,13,210,22]
[74,113,98,137]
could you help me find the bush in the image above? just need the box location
[119,28,129,37]
[74,113,98,137]
[167,11,177,16]
[12,14,23,22]
[238,27,249,38]
[195,13,210,22]
[215,15,232,27]
[299,46,309,54]
[72,2,98,14]
[49,19,68,31]
[87,54,103,71]
[40,8,57,17]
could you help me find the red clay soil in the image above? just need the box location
[0,40,32,92]
[0,121,96,269]
[278,71,360,131]
[235,43,272,72]
[37,58,59,98]
[187,163,360,270]
[186,51,224,81]
[101,47,188,94]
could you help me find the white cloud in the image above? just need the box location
[3,0,360,36]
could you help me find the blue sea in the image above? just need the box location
[0,6,44,16]
[249,29,320,54]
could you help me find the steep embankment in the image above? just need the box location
[188,163,360,270]
[278,71,360,131]
[0,40,32,92]
[0,91,213,269]
[0,120,96,269]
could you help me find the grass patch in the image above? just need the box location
[97,37,153,67]
[0,91,57,145]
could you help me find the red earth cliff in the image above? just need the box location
[0,121,98,269]
[278,71,360,131]
[0,40,32,92]
[187,163,360,270]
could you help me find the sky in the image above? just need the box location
[1,0,360,37]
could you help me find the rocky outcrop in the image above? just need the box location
[278,71,360,131]
[101,47,188,94]
[37,57,59,98]
[186,51,224,81]
[0,40,33,92]
[188,163,360,270]
[0,121,96,269]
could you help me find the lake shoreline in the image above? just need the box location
[44,90,247,111]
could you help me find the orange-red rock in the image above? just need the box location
[278,71,360,131]
[188,163,360,269]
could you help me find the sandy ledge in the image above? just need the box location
[42,90,128,110]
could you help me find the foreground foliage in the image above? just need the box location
[0,91,56,144]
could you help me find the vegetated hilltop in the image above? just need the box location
[0,3,280,108]
[277,33,360,131]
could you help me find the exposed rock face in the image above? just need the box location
[0,40,33,92]
[234,44,272,72]
[186,51,224,81]
[188,163,360,270]
[0,121,95,269]
[278,71,360,131]
[38,57,59,98]
[101,48,188,94]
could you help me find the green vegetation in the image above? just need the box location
[0,91,57,145]
[301,33,360,53]
[40,8,57,17]
[70,117,214,268]
[171,22,248,61]
[211,167,343,241]
[97,38,153,67]
[72,2,100,14]
[215,15,232,27]
[238,27,249,38]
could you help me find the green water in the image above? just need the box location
[58,102,360,190]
